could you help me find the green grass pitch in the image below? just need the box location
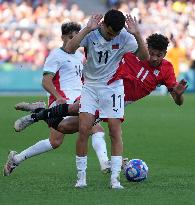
[0,95,195,205]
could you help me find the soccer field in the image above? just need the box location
[0,95,194,205]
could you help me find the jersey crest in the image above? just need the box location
[153,69,160,76]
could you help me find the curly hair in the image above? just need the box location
[104,9,125,32]
[61,22,81,35]
[146,33,169,51]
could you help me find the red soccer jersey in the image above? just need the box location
[108,52,177,102]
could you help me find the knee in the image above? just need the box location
[79,113,95,139]
[79,124,91,137]
[92,124,104,134]
[50,135,64,149]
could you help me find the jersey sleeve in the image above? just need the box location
[123,31,138,54]
[163,62,177,91]
[43,50,60,75]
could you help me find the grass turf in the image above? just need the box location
[0,95,195,205]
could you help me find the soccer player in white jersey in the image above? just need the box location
[3,22,110,176]
[65,10,149,189]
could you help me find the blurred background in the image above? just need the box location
[0,0,195,94]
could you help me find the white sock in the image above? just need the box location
[76,156,87,176]
[111,156,122,182]
[92,132,109,168]
[14,139,53,164]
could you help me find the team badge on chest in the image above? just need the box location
[153,69,160,76]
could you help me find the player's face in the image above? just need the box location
[148,48,166,67]
[61,31,79,45]
[102,23,120,41]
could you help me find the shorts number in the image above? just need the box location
[111,94,122,108]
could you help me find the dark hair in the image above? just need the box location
[104,9,125,32]
[61,22,81,35]
[146,33,169,51]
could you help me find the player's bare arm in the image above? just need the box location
[125,14,149,60]
[170,79,188,106]
[65,14,103,53]
[42,73,67,104]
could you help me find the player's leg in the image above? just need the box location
[32,102,79,120]
[15,101,46,112]
[12,116,78,164]
[108,118,123,188]
[14,102,79,132]
[99,80,124,189]
[91,124,110,173]
[58,115,110,173]
[3,136,54,176]
[75,85,98,188]
[75,112,95,188]
[12,128,63,163]
[3,129,60,176]
[57,116,79,134]
[54,113,110,173]
[48,128,64,149]
[3,116,77,176]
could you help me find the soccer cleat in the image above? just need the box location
[14,114,35,132]
[3,151,18,176]
[15,101,46,112]
[75,172,87,188]
[75,180,87,188]
[101,160,111,174]
[110,179,124,189]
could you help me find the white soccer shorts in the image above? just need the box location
[80,80,124,119]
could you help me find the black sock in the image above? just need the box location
[31,103,69,121]
[46,117,64,130]
[34,108,45,113]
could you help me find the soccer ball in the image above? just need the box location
[124,159,148,182]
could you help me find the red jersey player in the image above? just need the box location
[109,33,187,105]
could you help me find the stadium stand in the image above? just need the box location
[0,0,195,92]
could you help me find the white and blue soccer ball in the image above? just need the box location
[124,159,148,182]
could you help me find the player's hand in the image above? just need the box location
[56,97,67,105]
[125,14,140,35]
[173,79,188,96]
[86,14,103,31]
